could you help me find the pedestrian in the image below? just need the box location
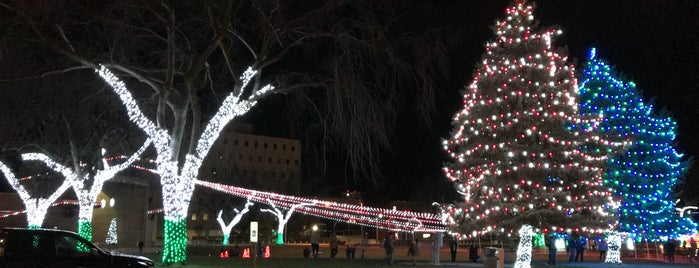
[598,237,608,261]
[568,234,577,262]
[383,233,394,266]
[690,237,697,262]
[449,236,458,262]
[329,232,339,259]
[666,238,676,263]
[137,240,144,253]
[361,233,368,259]
[310,229,320,258]
[469,243,480,263]
[575,235,586,262]
[547,234,557,265]
[407,238,418,266]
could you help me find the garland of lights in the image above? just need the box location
[514,224,533,268]
[97,64,273,265]
[260,198,315,244]
[20,141,150,241]
[217,199,254,245]
[0,161,72,228]
[439,0,615,238]
[196,180,446,233]
[578,48,695,240]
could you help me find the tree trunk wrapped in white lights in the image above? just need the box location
[21,141,150,241]
[514,224,533,268]
[217,199,254,245]
[98,65,273,264]
[0,162,71,229]
[260,199,315,244]
[605,232,622,264]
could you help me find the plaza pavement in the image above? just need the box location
[116,243,699,268]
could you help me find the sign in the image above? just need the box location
[250,221,258,242]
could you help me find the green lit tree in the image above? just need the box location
[438,0,615,246]
[578,48,696,241]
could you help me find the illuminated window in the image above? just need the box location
[191,213,197,221]
[202,213,209,221]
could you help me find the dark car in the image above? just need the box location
[0,227,154,268]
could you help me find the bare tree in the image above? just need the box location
[1,0,450,263]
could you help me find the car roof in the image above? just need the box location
[1,227,79,235]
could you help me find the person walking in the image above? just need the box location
[547,234,557,265]
[666,238,676,263]
[310,229,320,258]
[469,243,480,263]
[329,232,339,260]
[568,234,577,262]
[575,235,586,262]
[690,237,697,262]
[383,233,395,266]
[407,238,418,266]
[598,237,608,261]
[449,236,458,262]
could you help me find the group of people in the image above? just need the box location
[546,233,608,265]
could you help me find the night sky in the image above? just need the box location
[0,1,697,206]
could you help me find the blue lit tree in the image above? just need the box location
[578,48,696,240]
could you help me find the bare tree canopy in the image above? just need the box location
[1,0,452,192]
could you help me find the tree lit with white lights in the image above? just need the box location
[98,65,273,264]
[217,199,254,245]
[0,161,71,229]
[578,49,696,241]
[21,141,150,241]
[439,0,615,243]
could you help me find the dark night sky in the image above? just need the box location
[272,1,699,202]
[0,1,697,205]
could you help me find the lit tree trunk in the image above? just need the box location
[216,199,254,245]
[514,224,533,268]
[21,140,150,241]
[0,162,71,229]
[605,232,622,264]
[98,65,272,264]
[260,199,314,245]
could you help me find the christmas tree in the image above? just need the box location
[578,48,696,241]
[440,0,615,238]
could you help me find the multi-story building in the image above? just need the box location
[188,123,303,243]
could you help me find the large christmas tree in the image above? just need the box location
[440,0,615,238]
[578,48,696,241]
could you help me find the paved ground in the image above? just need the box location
[114,244,699,268]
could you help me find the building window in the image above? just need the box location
[283,145,287,151]
[286,159,290,165]
[264,143,268,149]
[281,172,286,178]
[291,146,295,151]
[273,144,277,150]
[191,213,197,221]
[254,141,259,148]
[259,156,263,162]
[202,213,209,221]
[234,139,239,146]
[277,158,281,164]
[268,157,272,163]
[295,159,299,166]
